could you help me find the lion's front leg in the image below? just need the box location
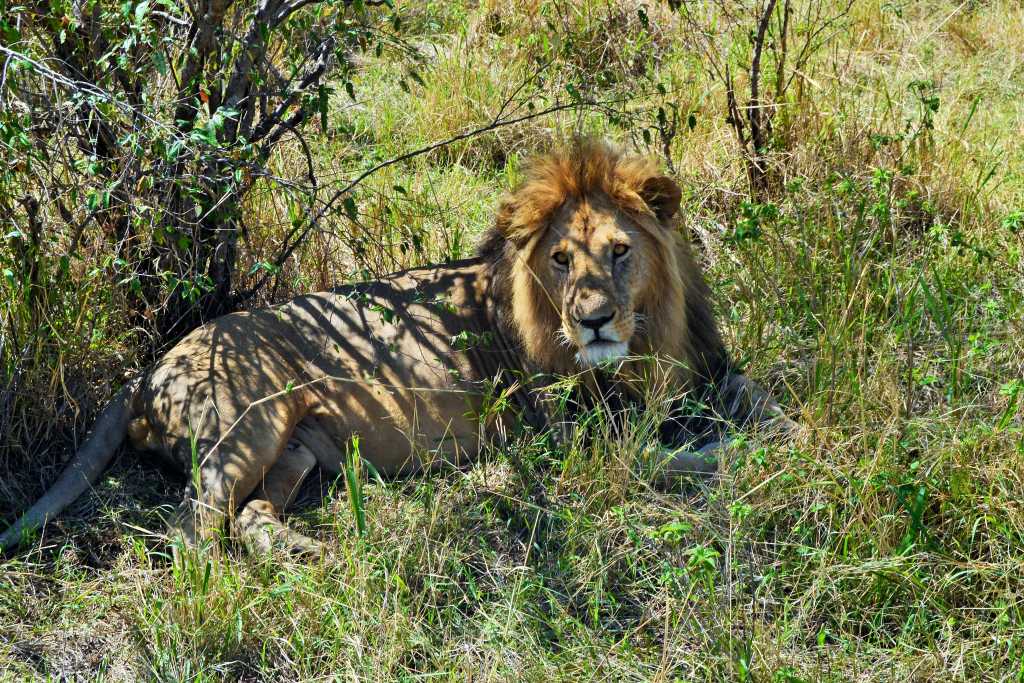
[653,440,722,482]
[717,372,800,437]
[651,373,799,484]
[233,439,322,557]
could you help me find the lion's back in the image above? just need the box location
[135,258,498,465]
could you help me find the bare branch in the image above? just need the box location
[249,38,336,146]
[237,97,610,303]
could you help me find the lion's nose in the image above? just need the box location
[578,312,615,331]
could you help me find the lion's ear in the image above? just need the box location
[494,194,550,245]
[639,176,682,223]
[494,197,524,243]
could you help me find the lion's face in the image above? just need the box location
[535,194,656,366]
[492,141,692,374]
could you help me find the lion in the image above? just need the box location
[0,140,796,556]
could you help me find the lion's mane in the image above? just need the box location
[476,139,729,390]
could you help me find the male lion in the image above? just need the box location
[1,140,795,555]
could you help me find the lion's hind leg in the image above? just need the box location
[165,400,306,552]
[234,439,323,557]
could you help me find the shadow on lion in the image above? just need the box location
[0,140,799,557]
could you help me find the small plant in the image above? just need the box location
[344,435,367,538]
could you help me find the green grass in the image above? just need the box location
[3,0,1024,679]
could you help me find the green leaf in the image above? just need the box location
[166,139,184,161]
[1002,210,1024,234]
[637,7,649,29]
[153,48,167,75]
[134,0,150,25]
[249,261,282,275]
[371,304,395,323]
[346,436,367,537]
[343,196,358,221]
[318,85,329,133]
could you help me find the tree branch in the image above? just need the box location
[237,98,606,303]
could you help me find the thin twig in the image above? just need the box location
[237,97,609,303]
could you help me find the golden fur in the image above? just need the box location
[479,139,727,388]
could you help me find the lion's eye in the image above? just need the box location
[612,243,630,258]
[552,251,569,266]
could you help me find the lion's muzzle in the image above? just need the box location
[569,307,631,366]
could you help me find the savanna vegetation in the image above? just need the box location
[2,0,1023,679]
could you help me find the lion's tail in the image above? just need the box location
[0,376,142,554]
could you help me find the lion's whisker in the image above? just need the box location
[632,313,648,335]
[555,328,574,349]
